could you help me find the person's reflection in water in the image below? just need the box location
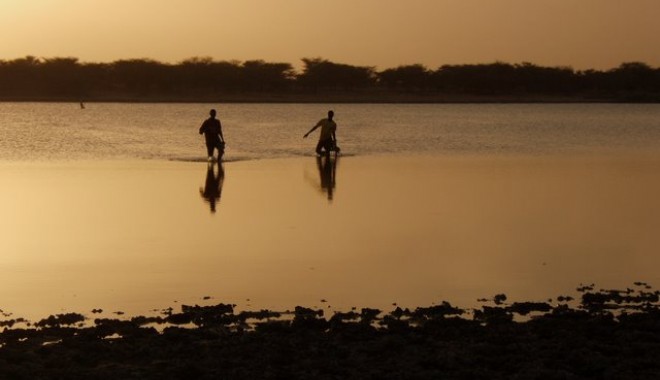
[317,152,338,202]
[200,162,225,213]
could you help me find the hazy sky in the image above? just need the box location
[1,0,658,70]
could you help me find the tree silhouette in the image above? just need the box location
[0,56,41,97]
[110,59,171,95]
[379,64,431,91]
[40,57,84,97]
[298,58,376,91]
[0,56,657,101]
[241,60,295,92]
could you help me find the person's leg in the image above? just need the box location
[217,141,225,161]
[315,140,324,155]
[206,143,214,159]
[323,139,334,154]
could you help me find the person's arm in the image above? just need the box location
[199,120,206,135]
[304,121,322,138]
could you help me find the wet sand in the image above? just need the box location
[1,284,660,379]
[1,153,660,320]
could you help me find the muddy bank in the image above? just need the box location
[2,284,660,379]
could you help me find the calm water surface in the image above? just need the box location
[1,103,660,320]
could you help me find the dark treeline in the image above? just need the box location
[1,56,659,102]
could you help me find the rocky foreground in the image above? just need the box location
[2,284,660,379]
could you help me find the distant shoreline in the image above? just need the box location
[3,58,658,104]
[1,93,658,104]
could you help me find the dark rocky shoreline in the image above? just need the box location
[2,284,660,379]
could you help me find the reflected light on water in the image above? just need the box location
[1,154,660,320]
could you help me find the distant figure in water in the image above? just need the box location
[200,162,225,213]
[79,101,85,109]
[304,110,340,156]
[199,109,225,162]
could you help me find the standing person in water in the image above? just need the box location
[304,110,340,155]
[199,109,225,162]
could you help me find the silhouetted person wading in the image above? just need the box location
[304,110,340,155]
[199,109,225,162]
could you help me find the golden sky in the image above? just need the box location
[1,0,658,70]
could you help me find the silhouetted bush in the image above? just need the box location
[0,56,658,101]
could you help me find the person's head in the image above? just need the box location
[327,110,334,120]
[209,109,217,118]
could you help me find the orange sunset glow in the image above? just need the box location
[1,0,659,69]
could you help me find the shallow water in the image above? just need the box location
[1,103,660,161]
[1,103,660,320]
[1,154,660,320]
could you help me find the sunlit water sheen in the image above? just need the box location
[1,103,660,160]
[1,103,660,321]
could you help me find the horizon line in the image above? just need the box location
[0,55,656,73]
